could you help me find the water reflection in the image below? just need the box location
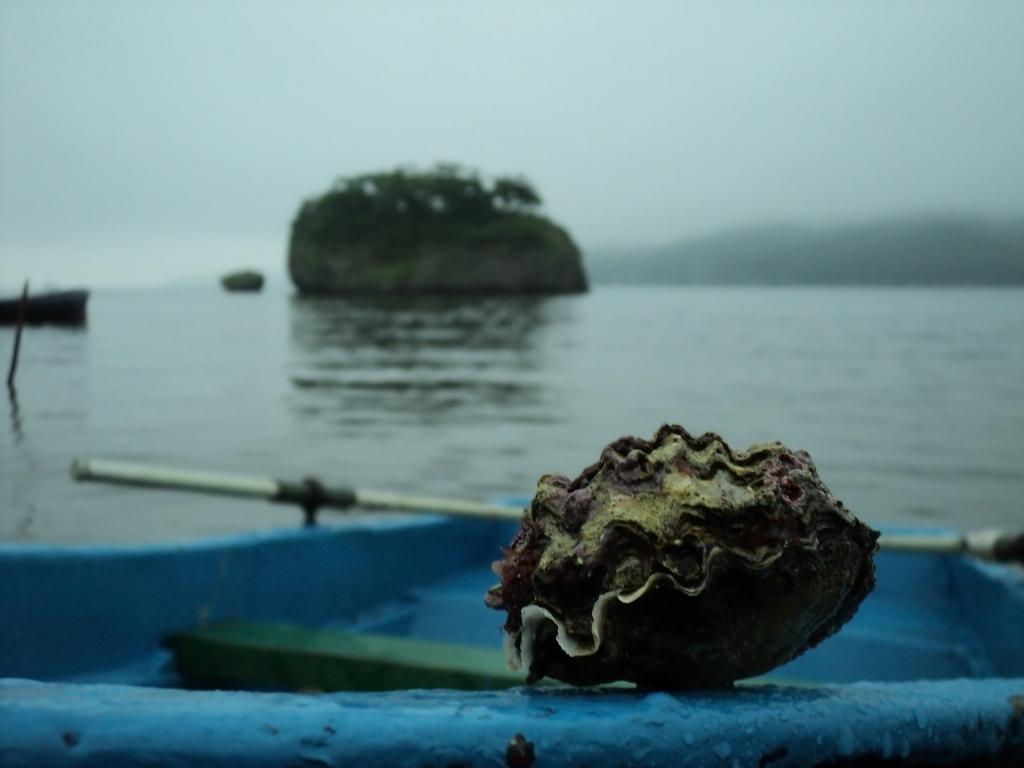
[287,295,568,428]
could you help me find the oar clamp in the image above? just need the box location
[300,476,327,527]
[273,477,355,525]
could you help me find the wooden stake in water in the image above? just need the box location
[6,281,28,389]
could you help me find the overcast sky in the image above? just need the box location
[2,0,1023,287]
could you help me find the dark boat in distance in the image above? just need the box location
[0,289,89,326]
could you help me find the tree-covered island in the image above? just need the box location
[288,165,588,294]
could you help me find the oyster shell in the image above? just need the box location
[485,425,879,688]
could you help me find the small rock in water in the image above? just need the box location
[220,269,264,292]
[485,425,879,688]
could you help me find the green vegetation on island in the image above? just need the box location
[588,216,1024,286]
[288,165,587,294]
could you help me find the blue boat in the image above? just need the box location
[1,506,1023,766]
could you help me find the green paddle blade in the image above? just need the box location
[166,620,525,692]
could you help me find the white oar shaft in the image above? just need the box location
[71,458,521,522]
[878,528,1010,560]
[69,458,1023,561]
[875,534,963,554]
[72,458,278,499]
[354,489,522,520]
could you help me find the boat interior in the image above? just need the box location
[2,506,1022,693]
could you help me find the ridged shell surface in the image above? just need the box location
[485,425,879,688]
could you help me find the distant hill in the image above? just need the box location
[587,216,1024,285]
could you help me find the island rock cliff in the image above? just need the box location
[288,166,588,295]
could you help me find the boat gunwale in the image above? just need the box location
[2,676,1023,766]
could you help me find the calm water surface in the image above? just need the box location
[2,285,1022,543]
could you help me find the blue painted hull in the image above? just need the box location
[2,511,1023,766]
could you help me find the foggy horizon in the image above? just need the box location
[3,0,1024,288]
